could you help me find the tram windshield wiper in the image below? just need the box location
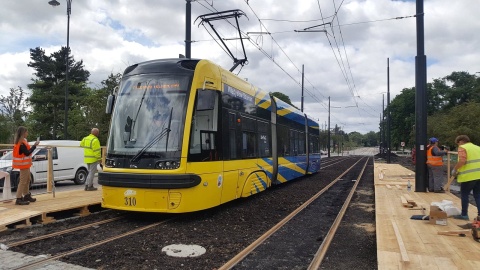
[130,108,174,163]
[130,128,169,163]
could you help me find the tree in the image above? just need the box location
[0,86,28,143]
[270,91,299,109]
[348,131,364,146]
[428,102,480,149]
[27,47,90,139]
[364,131,378,147]
[69,73,121,144]
[387,87,415,150]
[386,71,480,149]
[441,71,480,110]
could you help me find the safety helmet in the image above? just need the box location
[429,137,439,143]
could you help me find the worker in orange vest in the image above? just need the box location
[426,137,448,193]
[12,126,40,205]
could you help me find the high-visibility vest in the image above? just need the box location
[12,139,32,169]
[426,145,443,166]
[80,134,101,163]
[457,142,480,183]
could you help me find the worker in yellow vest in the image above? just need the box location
[80,128,101,191]
[451,135,480,221]
[426,137,448,193]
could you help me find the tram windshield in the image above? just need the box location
[107,74,191,158]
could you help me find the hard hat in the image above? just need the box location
[429,137,439,143]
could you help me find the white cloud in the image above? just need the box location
[0,0,478,134]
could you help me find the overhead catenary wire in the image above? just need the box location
[192,0,414,128]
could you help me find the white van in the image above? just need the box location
[0,140,88,189]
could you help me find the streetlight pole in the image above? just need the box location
[185,0,191,58]
[48,0,72,139]
[328,97,331,157]
[387,58,391,163]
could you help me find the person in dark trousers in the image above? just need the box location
[12,126,40,205]
[80,128,101,191]
[451,135,480,221]
[426,137,448,193]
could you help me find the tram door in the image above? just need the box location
[221,111,241,203]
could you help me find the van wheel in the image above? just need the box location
[74,168,88,185]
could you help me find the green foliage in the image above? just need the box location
[428,102,480,150]
[0,87,28,143]
[270,91,299,109]
[27,47,90,139]
[348,131,364,146]
[70,73,120,144]
[387,87,415,148]
[387,71,480,150]
[364,131,378,147]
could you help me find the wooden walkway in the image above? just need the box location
[0,188,101,231]
[375,163,480,269]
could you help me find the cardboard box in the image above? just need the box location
[429,205,448,226]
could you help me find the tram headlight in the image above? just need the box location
[156,162,164,169]
[155,160,180,169]
[105,159,115,167]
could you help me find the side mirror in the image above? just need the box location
[123,132,131,143]
[106,94,115,114]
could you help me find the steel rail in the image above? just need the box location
[7,216,122,248]
[218,157,365,270]
[308,157,370,269]
[13,218,176,270]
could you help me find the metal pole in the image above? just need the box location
[379,114,382,154]
[185,0,191,58]
[301,64,304,112]
[64,0,71,139]
[415,0,428,192]
[328,96,331,158]
[387,58,391,163]
[382,94,385,156]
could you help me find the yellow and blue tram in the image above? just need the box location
[99,59,321,213]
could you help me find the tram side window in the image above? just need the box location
[241,116,257,158]
[258,120,270,157]
[298,131,305,155]
[277,125,289,157]
[290,130,298,156]
[310,135,319,154]
[229,113,237,159]
[242,132,256,158]
[189,89,218,155]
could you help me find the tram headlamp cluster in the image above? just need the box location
[105,159,115,167]
[156,160,180,170]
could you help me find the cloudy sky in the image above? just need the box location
[1,0,479,134]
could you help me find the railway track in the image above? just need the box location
[7,216,175,270]
[1,156,376,269]
[219,157,370,269]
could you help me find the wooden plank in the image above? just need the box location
[375,161,480,270]
[400,196,411,208]
[0,189,101,229]
[403,194,417,207]
[438,230,470,236]
[391,220,410,262]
